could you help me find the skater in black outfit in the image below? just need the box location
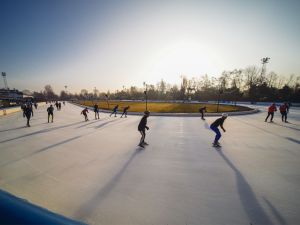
[121,106,130,118]
[34,102,38,109]
[47,104,54,123]
[21,104,26,117]
[24,104,32,127]
[210,113,228,147]
[29,103,34,117]
[94,104,100,119]
[81,107,89,121]
[138,110,150,148]
[55,102,59,110]
[199,106,207,120]
[110,105,119,117]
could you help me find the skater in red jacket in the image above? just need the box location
[265,103,277,122]
[279,102,288,123]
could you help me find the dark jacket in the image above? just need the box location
[47,106,54,114]
[138,115,148,131]
[24,107,32,117]
[113,106,118,112]
[211,117,225,128]
[94,105,99,112]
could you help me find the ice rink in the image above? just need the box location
[0,103,299,225]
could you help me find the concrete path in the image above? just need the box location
[0,103,299,225]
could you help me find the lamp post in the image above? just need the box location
[259,57,270,82]
[216,88,223,113]
[143,82,148,111]
[105,94,109,110]
[64,85,68,100]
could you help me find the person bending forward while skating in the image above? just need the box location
[138,110,150,148]
[110,105,119,117]
[121,106,130,118]
[81,107,89,121]
[210,113,228,147]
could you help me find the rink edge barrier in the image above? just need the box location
[0,102,47,117]
[71,102,260,117]
[0,189,87,225]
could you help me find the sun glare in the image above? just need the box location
[150,40,223,80]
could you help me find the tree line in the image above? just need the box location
[29,65,300,103]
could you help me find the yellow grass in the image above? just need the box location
[78,100,247,113]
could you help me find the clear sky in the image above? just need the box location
[0,0,299,93]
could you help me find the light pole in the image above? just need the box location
[143,82,148,111]
[259,57,270,81]
[64,85,68,100]
[2,72,8,90]
[216,88,223,113]
[105,94,109,110]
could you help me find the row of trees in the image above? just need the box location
[28,65,300,102]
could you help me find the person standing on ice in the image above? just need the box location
[210,113,228,147]
[265,103,277,122]
[81,107,89,121]
[94,104,100,119]
[47,104,54,123]
[24,104,33,127]
[138,110,150,148]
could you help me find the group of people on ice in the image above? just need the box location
[265,102,290,123]
[80,104,131,121]
[22,100,292,148]
[22,101,65,127]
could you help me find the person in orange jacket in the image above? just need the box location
[279,102,288,123]
[265,103,277,122]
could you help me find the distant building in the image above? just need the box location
[0,89,24,100]
[0,89,26,107]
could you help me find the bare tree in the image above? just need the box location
[243,66,259,90]
[44,85,57,99]
[266,71,278,88]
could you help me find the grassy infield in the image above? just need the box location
[79,100,249,113]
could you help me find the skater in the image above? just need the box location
[279,102,288,123]
[58,102,62,110]
[199,106,207,120]
[55,102,59,110]
[138,110,150,148]
[210,113,228,147]
[265,103,277,122]
[120,106,130,118]
[29,102,34,117]
[34,102,38,109]
[24,104,32,127]
[63,101,65,106]
[47,104,54,123]
[21,103,26,117]
[287,102,291,113]
[81,107,89,121]
[94,104,100,119]
[110,105,119,117]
